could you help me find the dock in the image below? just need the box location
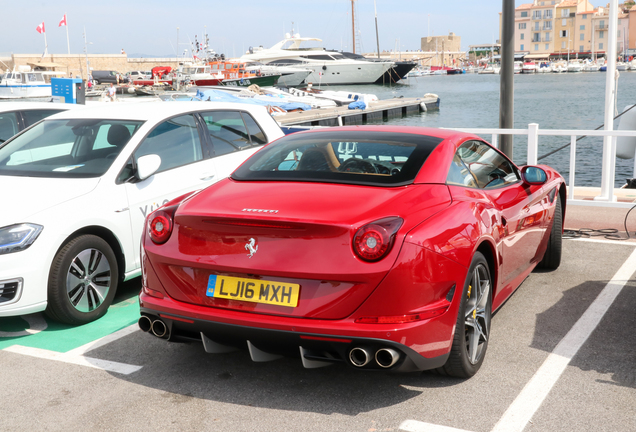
[275,94,440,127]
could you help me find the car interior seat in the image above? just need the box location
[106,124,131,158]
[297,147,340,172]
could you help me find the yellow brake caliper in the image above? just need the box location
[468,285,476,319]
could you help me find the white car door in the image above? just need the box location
[199,109,270,178]
[123,114,217,270]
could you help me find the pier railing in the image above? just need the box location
[445,124,636,208]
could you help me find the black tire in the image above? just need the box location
[537,194,563,270]
[436,251,492,378]
[45,235,119,325]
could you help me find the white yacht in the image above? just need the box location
[0,66,51,99]
[240,34,394,85]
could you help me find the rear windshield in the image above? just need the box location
[0,118,143,178]
[231,130,442,186]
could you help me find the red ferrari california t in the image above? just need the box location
[139,126,565,377]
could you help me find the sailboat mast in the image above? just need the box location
[352,0,356,54]
[374,0,380,58]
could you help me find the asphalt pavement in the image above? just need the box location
[1,212,635,432]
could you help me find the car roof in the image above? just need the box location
[290,124,477,142]
[45,101,269,122]
[0,102,80,113]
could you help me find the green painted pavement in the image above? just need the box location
[0,296,140,352]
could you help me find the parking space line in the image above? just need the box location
[2,323,143,375]
[568,238,636,246]
[65,323,140,357]
[491,246,636,432]
[3,344,142,375]
[401,246,636,432]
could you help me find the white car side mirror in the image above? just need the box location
[136,154,162,181]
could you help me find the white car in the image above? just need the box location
[0,101,285,324]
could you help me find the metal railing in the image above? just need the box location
[445,124,636,208]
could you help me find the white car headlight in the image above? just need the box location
[0,224,43,255]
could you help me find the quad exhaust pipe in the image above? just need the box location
[349,346,401,368]
[138,315,170,339]
[349,347,373,367]
[138,315,152,332]
[375,348,400,368]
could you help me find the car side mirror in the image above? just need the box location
[136,154,162,181]
[521,166,547,185]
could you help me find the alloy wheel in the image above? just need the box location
[464,263,491,364]
[66,248,111,312]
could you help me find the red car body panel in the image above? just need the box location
[139,126,566,372]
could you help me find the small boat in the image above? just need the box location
[207,59,281,87]
[478,65,496,74]
[514,61,522,74]
[616,62,629,71]
[289,85,378,106]
[0,66,52,99]
[567,62,583,73]
[178,62,224,86]
[552,62,567,73]
[522,61,537,73]
[582,61,600,72]
[537,62,552,73]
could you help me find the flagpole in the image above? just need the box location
[43,27,48,58]
[65,13,70,54]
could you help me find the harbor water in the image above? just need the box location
[323,71,636,187]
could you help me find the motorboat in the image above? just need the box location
[240,60,312,87]
[0,66,52,99]
[240,33,394,85]
[567,62,583,73]
[431,66,461,75]
[514,61,523,74]
[552,62,567,73]
[288,84,378,106]
[337,51,416,84]
[178,62,224,86]
[616,62,629,71]
[522,61,537,73]
[537,62,552,73]
[582,61,600,72]
[207,59,281,87]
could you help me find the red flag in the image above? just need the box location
[36,22,45,34]
[59,15,67,27]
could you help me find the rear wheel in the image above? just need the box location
[537,194,563,270]
[436,252,492,378]
[45,235,118,325]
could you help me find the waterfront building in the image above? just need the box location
[575,8,596,56]
[504,0,630,60]
[420,33,463,67]
[514,3,533,54]
[554,0,580,58]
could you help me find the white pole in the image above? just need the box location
[43,30,48,57]
[595,0,619,202]
[66,13,70,54]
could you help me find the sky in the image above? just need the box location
[0,1,530,58]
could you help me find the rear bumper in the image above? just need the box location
[139,303,449,372]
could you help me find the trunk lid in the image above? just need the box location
[149,179,451,319]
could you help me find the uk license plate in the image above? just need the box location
[206,275,300,308]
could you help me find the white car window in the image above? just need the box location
[0,112,19,142]
[134,114,203,173]
[0,119,142,177]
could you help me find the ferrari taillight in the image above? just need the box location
[148,205,179,244]
[353,217,403,262]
